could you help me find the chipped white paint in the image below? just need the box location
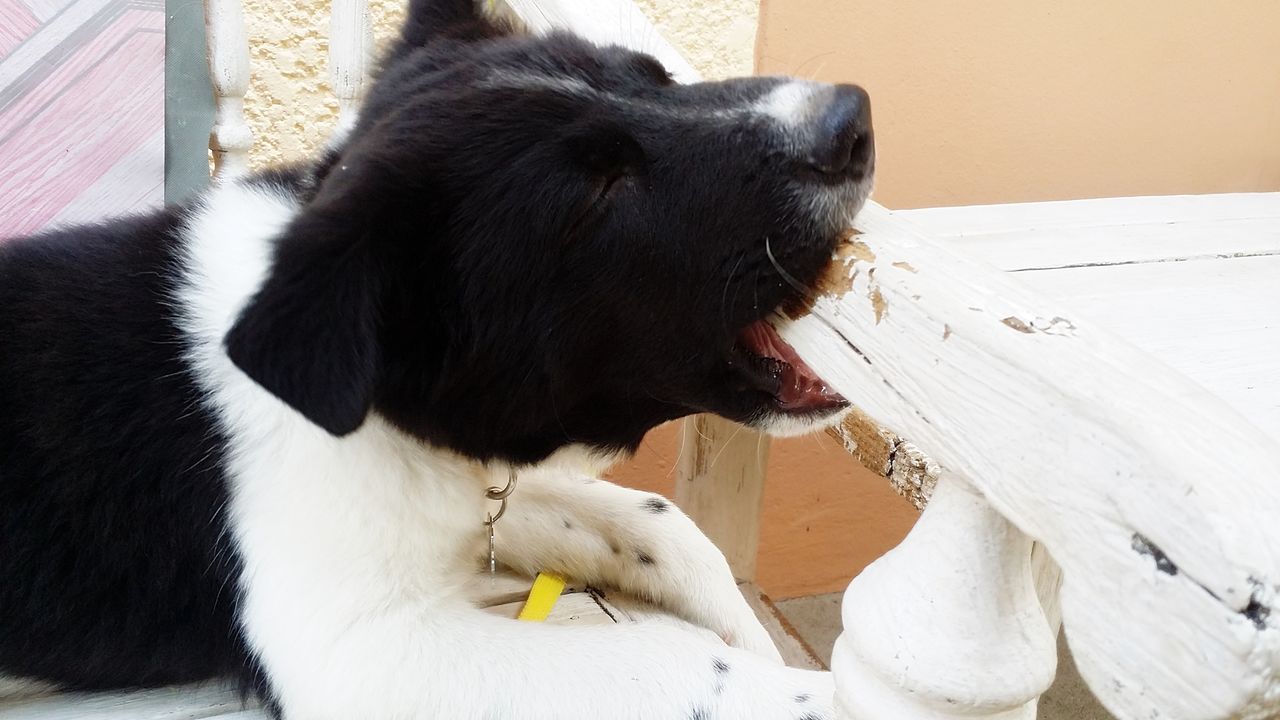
[204,0,252,178]
[782,200,1280,719]
[900,193,1280,439]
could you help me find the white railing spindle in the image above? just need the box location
[203,0,252,179]
[832,475,1059,719]
[328,0,374,138]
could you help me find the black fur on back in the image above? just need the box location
[0,210,260,690]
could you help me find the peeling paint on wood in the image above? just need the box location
[784,233,870,318]
[1001,316,1035,333]
[826,409,939,510]
[892,261,918,273]
[776,199,1280,720]
[847,240,877,264]
[827,408,896,476]
[870,286,888,324]
[1002,315,1077,337]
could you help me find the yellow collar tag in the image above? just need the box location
[516,572,568,622]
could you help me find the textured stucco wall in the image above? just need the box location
[240,0,757,169]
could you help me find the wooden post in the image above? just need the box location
[675,416,769,582]
[203,0,252,178]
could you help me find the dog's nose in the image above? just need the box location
[808,84,873,177]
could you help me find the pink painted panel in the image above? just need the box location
[0,1,40,58]
[0,0,164,240]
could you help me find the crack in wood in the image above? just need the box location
[1009,249,1280,273]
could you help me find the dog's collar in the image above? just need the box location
[481,469,567,621]
[483,468,518,576]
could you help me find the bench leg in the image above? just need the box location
[832,474,1059,719]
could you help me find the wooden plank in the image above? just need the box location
[0,683,256,719]
[675,416,769,581]
[901,193,1280,237]
[738,583,825,671]
[940,216,1280,271]
[781,200,1280,719]
[1027,254,1280,439]
[900,194,1280,271]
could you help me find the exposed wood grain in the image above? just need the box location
[826,409,939,510]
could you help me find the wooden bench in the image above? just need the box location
[4,0,1277,717]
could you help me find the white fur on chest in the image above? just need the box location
[176,181,494,659]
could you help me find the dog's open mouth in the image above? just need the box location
[735,319,847,414]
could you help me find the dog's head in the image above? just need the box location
[225,0,875,464]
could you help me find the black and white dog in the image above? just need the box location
[0,0,874,716]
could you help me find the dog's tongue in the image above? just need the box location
[739,320,847,411]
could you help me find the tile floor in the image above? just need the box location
[776,592,1116,719]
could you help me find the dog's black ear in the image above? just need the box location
[399,0,500,48]
[224,214,382,437]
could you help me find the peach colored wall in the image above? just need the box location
[756,0,1280,209]
[607,427,919,599]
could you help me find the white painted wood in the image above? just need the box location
[1030,543,1063,635]
[784,200,1280,720]
[937,215,1280,272]
[0,683,258,719]
[902,195,1280,439]
[675,416,769,582]
[903,193,1280,238]
[1027,255,1280,439]
[833,474,1058,719]
[328,0,374,135]
[203,0,252,178]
